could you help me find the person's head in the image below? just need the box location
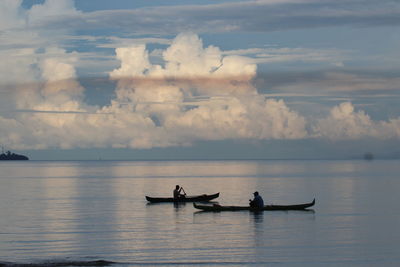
[176,185,180,190]
[253,191,259,196]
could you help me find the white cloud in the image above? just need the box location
[315,102,375,139]
[1,31,400,150]
[0,0,24,31]
[315,102,400,140]
[27,0,79,26]
[0,0,399,151]
[110,45,152,78]
[0,0,81,84]
[110,33,258,96]
[0,48,38,84]
[0,33,309,149]
[107,33,307,147]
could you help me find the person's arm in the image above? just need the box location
[180,187,187,195]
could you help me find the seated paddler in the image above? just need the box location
[173,185,186,200]
[249,191,264,209]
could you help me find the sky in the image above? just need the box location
[0,0,400,160]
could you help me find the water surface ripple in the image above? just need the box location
[1,160,399,266]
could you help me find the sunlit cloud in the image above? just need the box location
[0,32,309,149]
[0,0,399,154]
[315,102,400,140]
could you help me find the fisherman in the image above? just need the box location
[249,191,264,209]
[173,185,186,200]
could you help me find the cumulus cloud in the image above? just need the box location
[315,102,400,140]
[0,0,80,84]
[2,29,400,150]
[106,33,307,147]
[0,33,309,149]
[110,33,257,96]
[0,0,399,151]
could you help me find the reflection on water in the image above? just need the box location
[173,202,186,209]
[0,160,400,265]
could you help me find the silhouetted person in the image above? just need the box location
[249,191,264,209]
[173,185,186,200]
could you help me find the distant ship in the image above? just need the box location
[0,150,29,160]
[364,152,374,161]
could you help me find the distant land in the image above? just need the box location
[0,150,29,160]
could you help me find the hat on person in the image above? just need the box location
[253,191,259,195]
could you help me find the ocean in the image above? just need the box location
[0,160,399,266]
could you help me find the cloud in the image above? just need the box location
[107,33,307,146]
[0,0,24,31]
[27,0,79,25]
[0,33,308,149]
[315,102,400,140]
[258,70,400,97]
[1,31,399,150]
[49,0,400,35]
[98,37,172,49]
[0,0,81,84]
[0,1,368,88]
[0,0,399,151]
[315,72,400,92]
[4,1,399,36]
[252,48,346,67]
[110,33,258,98]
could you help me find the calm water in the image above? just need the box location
[0,160,400,266]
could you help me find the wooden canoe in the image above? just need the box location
[146,192,220,203]
[193,198,315,211]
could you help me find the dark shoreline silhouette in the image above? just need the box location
[0,150,29,160]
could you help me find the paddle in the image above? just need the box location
[181,187,187,196]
